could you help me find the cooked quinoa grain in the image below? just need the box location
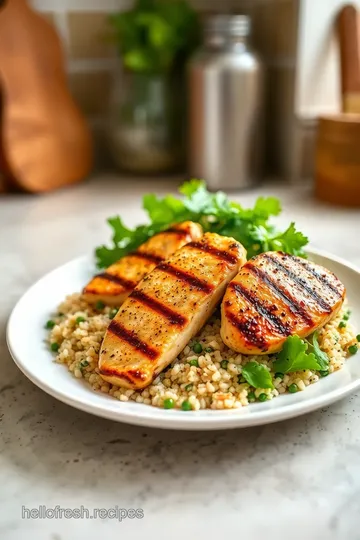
[48,294,358,411]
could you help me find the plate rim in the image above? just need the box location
[6,247,360,430]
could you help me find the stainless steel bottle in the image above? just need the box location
[188,15,264,190]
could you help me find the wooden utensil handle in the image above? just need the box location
[338,4,360,112]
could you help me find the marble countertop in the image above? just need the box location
[1,175,360,540]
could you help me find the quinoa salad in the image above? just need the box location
[46,294,360,411]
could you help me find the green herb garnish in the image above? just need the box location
[220,360,229,370]
[273,336,322,374]
[76,316,86,324]
[95,180,308,268]
[309,331,330,371]
[241,361,274,389]
[338,321,346,329]
[185,384,193,392]
[80,360,90,369]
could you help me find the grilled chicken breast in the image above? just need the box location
[99,233,247,389]
[83,221,202,306]
[221,251,345,355]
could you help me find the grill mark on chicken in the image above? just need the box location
[186,241,238,264]
[130,290,187,326]
[107,320,159,359]
[247,262,314,325]
[98,367,148,383]
[129,251,164,265]
[264,254,333,313]
[156,262,214,293]
[226,311,269,351]
[94,272,137,291]
[229,282,291,336]
[164,227,192,237]
[287,254,343,297]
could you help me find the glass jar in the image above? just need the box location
[108,69,185,174]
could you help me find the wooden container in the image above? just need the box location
[315,114,360,207]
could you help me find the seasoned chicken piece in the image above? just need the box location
[83,221,202,306]
[99,233,247,389]
[221,251,346,355]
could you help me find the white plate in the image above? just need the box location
[6,249,360,430]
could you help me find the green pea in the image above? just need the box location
[348,345,358,356]
[45,320,55,329]
[109,308,118,319]
[163,398,175,409]
[192,342,203,354]
[220,360,229,369]
[319,370,329,377]
[288,383,298,393]
[76,316,86,324]
[237,375,245,384]
[189,359,199,367]
[343,310,351,321]
[181,400,192,411]
[58,312,64,317]
[356,335,360,343]
[205,347,213,353]
[80,360,89,368]
[338,321,346,329]
[185,384,193,392]
[95,300,105,310]
[275,372,284,379]
[50,342,59,352]
[258,393,268,402]
[247,391,256,402]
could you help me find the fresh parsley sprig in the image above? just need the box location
[95,180,309,268]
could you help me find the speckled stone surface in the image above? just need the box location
[1,176,360,540]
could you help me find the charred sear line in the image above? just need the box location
[187,241,238,264]
[164,227,191,237]
[226,311,269,351]
[129,251,164,265]
[156,262,214,293]
[264,254,333,313]
[130,290,187,326]
[288,255,343,297]
[247,262,314,325]
[99,367,135,384]
[95,272,136,290]
[107,320,159,359]
[230,282,291,336]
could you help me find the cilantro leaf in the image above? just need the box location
[268,223,309,256]
[95,179,309,268]
[272,336,321,373]
[307,331,329,371]
[242,361,274,389]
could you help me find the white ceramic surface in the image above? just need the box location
[7,248,360,431]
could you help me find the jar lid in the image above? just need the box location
[205,14,251,37]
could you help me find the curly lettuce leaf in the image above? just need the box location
[95,180,309,268]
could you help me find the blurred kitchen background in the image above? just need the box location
[33,0,301,180]
[1,0,359,200]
